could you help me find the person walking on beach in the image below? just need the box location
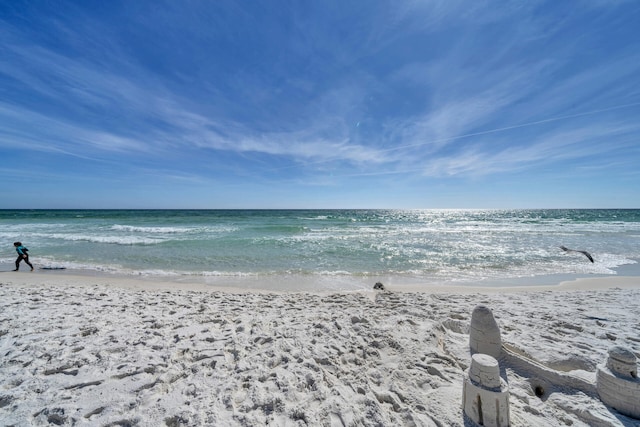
[13,241,34,271]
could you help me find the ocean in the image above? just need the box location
[2,209,639,291]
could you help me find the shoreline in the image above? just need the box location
[1,265,638,295]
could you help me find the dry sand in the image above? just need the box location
[1,271,639,426]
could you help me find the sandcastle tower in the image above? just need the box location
[464,306,509,426]
[463,353,510,427]
[596,346,640,419]
[469,305,502,359]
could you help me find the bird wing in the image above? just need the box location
[560,246,594,263]
[579,250,594,263]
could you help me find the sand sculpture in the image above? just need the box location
[469,305,502,359]
[466,304,640,424]
[462,353,510,427]
[596,346,640,419]
[466,305,510,426]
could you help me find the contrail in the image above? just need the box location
[267,101,640,171]
[379,101,640,154]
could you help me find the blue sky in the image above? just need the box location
[1,1,639,209]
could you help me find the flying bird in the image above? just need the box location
[560,246,594,263]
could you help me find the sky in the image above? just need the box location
[1,1,639,209]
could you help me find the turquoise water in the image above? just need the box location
[2,209,639,290]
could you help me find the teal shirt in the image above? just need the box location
[16,245,28,255]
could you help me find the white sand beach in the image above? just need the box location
[1,272,639,426]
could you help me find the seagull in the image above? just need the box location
[560,246,594,263]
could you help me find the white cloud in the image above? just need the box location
[421,122,640,177]
[2,0,639,187]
